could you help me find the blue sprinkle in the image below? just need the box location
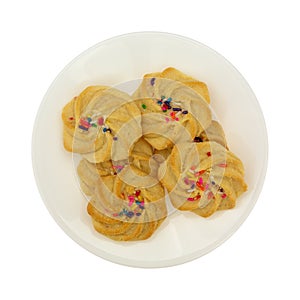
[79,125,88,131]
[182,110,188,114]
[150,77,156,86]
[167,97,172,102]
[136,212,141,216]
[127,211,134,218]
[212,181,215,185]
[102,128,107,132]
[87,117,92,122]
[157,100,162,105]
[172,107,182,111]
[191,183,195,189]
[113,136,118,141]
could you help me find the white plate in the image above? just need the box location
[32,32,268,268]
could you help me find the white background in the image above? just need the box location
[1,0,299,299]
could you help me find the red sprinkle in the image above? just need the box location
[194,170,205,176]
[218,163,227,168]
[69,116,74,121]
[194,194,201,200]
[135,190,141,196]
[187,197,195,201]
[207,151,211,157]
[98,117,104,126]
[221,193,227,199]
[79,118,91,127]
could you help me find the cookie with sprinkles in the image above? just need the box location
[86,167,167,241]
[159,141,247,217]
[132,68,212,150]
[62,86,142,163]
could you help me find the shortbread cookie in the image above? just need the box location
[62,86,142,163]
[132,68,212,150]
[159,141,247,217]
[87,167,167,241]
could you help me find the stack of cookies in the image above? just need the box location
[62,67,247,241]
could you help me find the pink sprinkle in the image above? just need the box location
[113,165,123,170]
[165,117,170,122]
[218,163,227,168]
[198,177,203,185]
[98,117,104,126]
[205,183,209,190]
[191,165,196,170]
[80,118,91,127]
[208,191,214,200]
[175,117,179,121]
[128,195,135,202]
[184,177,190,185]
[128,198,134,206]
[221,193,227,199]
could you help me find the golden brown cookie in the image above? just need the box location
[87,167,167,241]
[132,68,212,150]
[159,141,247,217]
[62,86,142,163]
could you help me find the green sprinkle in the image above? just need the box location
[91,123,97,127]
[141,104,147,109]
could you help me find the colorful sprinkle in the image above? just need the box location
[79,118,91,128]
[218,163,227,168]
[182,110,188,114]
[207,151,211,157]
[172,107,182,111]
[221,193,227,199]
[165,117,170,122]
[193,136,203,143]
[97,117,104,126]
[141,103,147,109]
[113,136,118,141]
[127,211,135,218]
[194,194,201,200]
[102,127,107,132]
[207,191,214,200]
[78,125,88,131]
[150,77,156,86]
[69,116,74,121]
